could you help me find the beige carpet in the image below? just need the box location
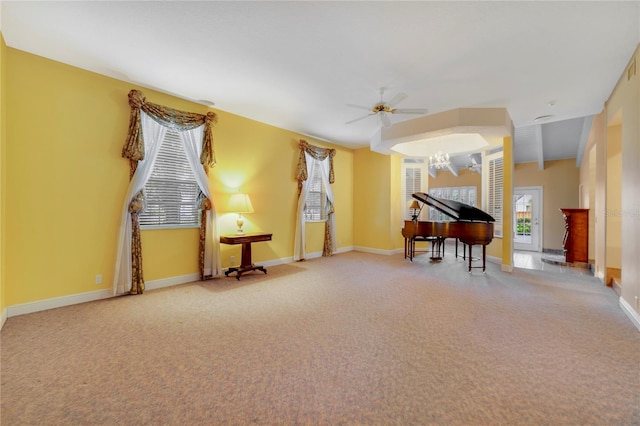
[1,251,639,425]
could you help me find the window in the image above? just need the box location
[428,186,477,221]
[139,129,200,228]
[402,158,426,220]
[484,151,504,237]
[514,193,532,240]
[304,160,326,222]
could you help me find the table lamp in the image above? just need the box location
[409,200,421,221]
[228,193,254,235]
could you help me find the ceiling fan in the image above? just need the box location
[346,88,428,128]
[467,153,482,173]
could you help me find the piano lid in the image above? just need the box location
[412,192,495,222]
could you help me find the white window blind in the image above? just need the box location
[139,129,200,228]
[304,160,326,222]
[486,153,504,237]
[428,186,477,222]
[402,158,426,220]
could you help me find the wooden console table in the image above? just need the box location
[220,232,272,280]
[560,208,589,263]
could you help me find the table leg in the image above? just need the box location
[224,242,268,280]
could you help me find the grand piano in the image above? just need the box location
[402,192,495,272]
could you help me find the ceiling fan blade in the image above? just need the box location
[346,103,372,111]
[380,112,392,128]
[393,108,428,115]
[345,113,374,125]
[387,92,408,107]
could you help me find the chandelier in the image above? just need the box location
[429,152,450,169]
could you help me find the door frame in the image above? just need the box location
[513,186,543,252]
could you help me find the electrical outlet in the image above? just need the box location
[95,274,102,284]
[230,256,235,264]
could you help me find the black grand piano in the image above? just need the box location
[401,192,495,272]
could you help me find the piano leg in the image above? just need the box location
[483,245,486,272]
[412,237,418,261]
[410,238,415,261]
[404,237,416,261]
[430,237,442,261]
[404,237,408,259]
[466,244,488,273]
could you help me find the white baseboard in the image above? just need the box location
[486,255,500,264]
[4,244,515,320]
[353,246,402,256]
[285,246,355,263]
[3,250,364,320]
[336,245,354,254]
[145,273,201,291]
[5,274,204,319]
[619,297,640,332]
[7,289,113,318]
[4,248,636,334]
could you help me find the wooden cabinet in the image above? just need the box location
[560,208,589,263]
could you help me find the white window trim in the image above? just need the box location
[483,150,504,238]
[401,158,427,221]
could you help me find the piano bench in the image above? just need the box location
[410,236,442,260]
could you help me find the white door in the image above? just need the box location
[513,187,542,251]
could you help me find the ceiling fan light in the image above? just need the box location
[380,112,392,128]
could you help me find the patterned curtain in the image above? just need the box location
[295,140,336,257]
[120,89,218,294]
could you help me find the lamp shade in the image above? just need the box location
[228,194,254,213]
[409,200,420,210]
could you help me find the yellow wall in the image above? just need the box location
[605,124,622,270]
[580,143,596,263]
[579,111,607,279]
[4,48,353,306]
[210,110,354,264]
[353,148,393,251]
[606,46,640,314]
[498,137,513,269]
[0,33,6,322]
[514,159,581,251]
[389,154,405,250]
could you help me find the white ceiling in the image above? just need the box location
[2,1,639,164]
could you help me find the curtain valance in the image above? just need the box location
[122,89,218,167]
[295,140,335,192]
